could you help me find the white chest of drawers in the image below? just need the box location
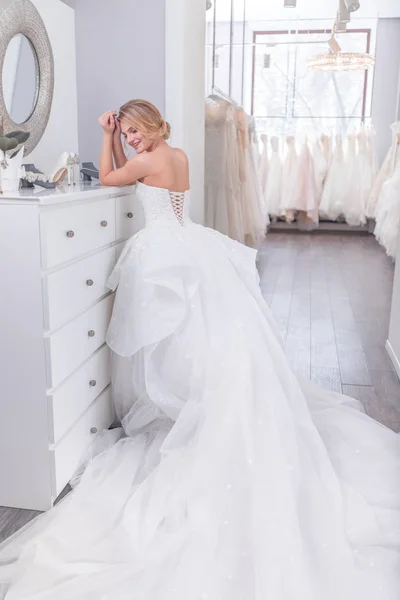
[0,183,142,511]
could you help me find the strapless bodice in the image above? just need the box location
[136,181,192,227]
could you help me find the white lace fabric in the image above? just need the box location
[136,181,191,228]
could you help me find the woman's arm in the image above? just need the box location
[100,148,154,187]
[112,120,127,168]
[98,110,156,187]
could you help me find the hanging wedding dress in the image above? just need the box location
[205,98,244,243]
[280,136,299,223]
[293,137,319,227]
[312,137,328,206]
[367,122,400,219]
[321,133,332,166]
[1,181,400,600]
[258,134,269,196]
[238,112,266,245]
[264,136,282,218]
[356,130,376,223]
[366,129,378,198]
[320,134,347,220]
[343,134,367,227]
[375,134,400,259]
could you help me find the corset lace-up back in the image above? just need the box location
[136,181,191,228]
[169,191,185,225]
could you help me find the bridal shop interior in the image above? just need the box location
[0,0,400,543]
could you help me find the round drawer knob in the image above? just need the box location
[89,380,97,387]
[66,230,75,238]
[88,330,95,337]
[86,279,94,287]
[100,220,108,228]
[127,212,133,219]
[90,427,98,435]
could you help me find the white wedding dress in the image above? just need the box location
[280,136,299,223]
[1,181,400,600]
[367,122,400,219]
[320,135,347,221]
[375,151,400,259]
[264,136,282,218]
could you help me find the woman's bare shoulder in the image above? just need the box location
[171,147,189,164]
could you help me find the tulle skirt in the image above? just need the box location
[1,222,400,600]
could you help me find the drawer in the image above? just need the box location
[48,345,111,444]
[43,246,117,331]
[40,198,116,269]
[45,295,114,388]
[116,193,143,240]
[51,386,115,497]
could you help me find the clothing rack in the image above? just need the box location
[211,86,238,106]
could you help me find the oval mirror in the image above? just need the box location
[2,34,38,125]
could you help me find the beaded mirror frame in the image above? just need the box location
[0,0,54,154]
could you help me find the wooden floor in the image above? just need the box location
[1,231,400,545]
[258,231,400,431]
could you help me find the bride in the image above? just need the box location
[0,100,399,600]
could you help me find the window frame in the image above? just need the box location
[250,28,372,120]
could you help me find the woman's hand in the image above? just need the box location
[113,117,121,138]
[98,110,117,135]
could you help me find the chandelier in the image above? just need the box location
[307,2,375,73]
[308,51,375,71]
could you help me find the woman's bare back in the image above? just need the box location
[140,145,190,193]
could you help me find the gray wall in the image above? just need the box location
[74,0,165,162]
[371,18,400,165]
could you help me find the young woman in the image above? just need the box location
[0,100,399,600]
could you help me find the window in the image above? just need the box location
[252,29,374,137]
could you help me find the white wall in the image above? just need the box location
[74,0,165,164]
[166,0,206,224]
[27,0,79,172]
[371,18,400,165]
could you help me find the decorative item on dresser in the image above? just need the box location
[0,183,142,511]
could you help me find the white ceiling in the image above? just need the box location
[207,0,400,21]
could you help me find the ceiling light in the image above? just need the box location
[284,0,297,7]
[337,0,350,23]
[344,0,360,12]
[308,52,374,71]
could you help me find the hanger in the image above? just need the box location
[209,86,241,109]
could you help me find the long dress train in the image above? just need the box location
[0,181,400,600]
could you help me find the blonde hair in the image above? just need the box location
[118,99,171,141]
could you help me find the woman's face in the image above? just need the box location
[120,120,153,154]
